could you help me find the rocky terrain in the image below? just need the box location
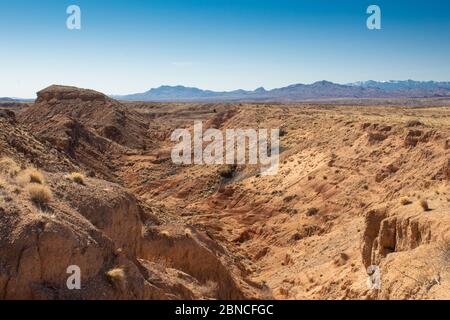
[0,86,262,300]
[1,85,449,300]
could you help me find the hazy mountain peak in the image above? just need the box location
[312,80,335,86]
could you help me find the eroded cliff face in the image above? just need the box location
[0,169,261,300]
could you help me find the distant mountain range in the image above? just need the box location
[114,80,450,102]
[347,80,450,90]
[0,97,19,102]
[0,97,33,103]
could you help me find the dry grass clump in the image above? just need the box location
[400,196,412,206]
[406,120,424,127]
[218,164,237,179]
[439,239,450,264]
[0,176,6,189]
[66,172,86,185]
[160,230,171,237]
[0,157,20,177]
[26,184,52,206]
[306,207,319,216]
[12,166,52,208]
[106,267,127,291]
[17,168,45,185]
[420,199,430,211]
[199,280,219,298]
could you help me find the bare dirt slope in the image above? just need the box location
[18,86,151,181]
[122,102,450,300]
[20,85,149,149]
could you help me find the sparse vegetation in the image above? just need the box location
[438,239,450,264]
[26,184,52,206]
[306,207,319,216]
[160,230,170,237]
[0,157,20,177]
[106,267,127,291]
[17,168,45,185]
[406,120,424,127]
[279,127,287,137]
[400,196,412,205]
[66,172,86,185]
[283,195,297,203]
[0,176,6,189]
[218,164,237,179]
[199,280,219,298]
[420,199,430,211]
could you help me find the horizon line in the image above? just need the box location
[5,79,450,100]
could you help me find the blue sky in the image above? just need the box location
[1,0,450,98]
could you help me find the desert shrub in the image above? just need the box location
[283,195,297,203]
[218,164,237,179]
[17,168,45,185]
[0,157,20,177]
[400,196,412,206]
[106,268,127,291]
[67,172,86,185]
[28,170,44,184]
[26,184,52,206]
[306,207,319,216]
[368,132,387,143]
[420,199,430,211]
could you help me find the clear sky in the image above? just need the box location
[1,0,450,98]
